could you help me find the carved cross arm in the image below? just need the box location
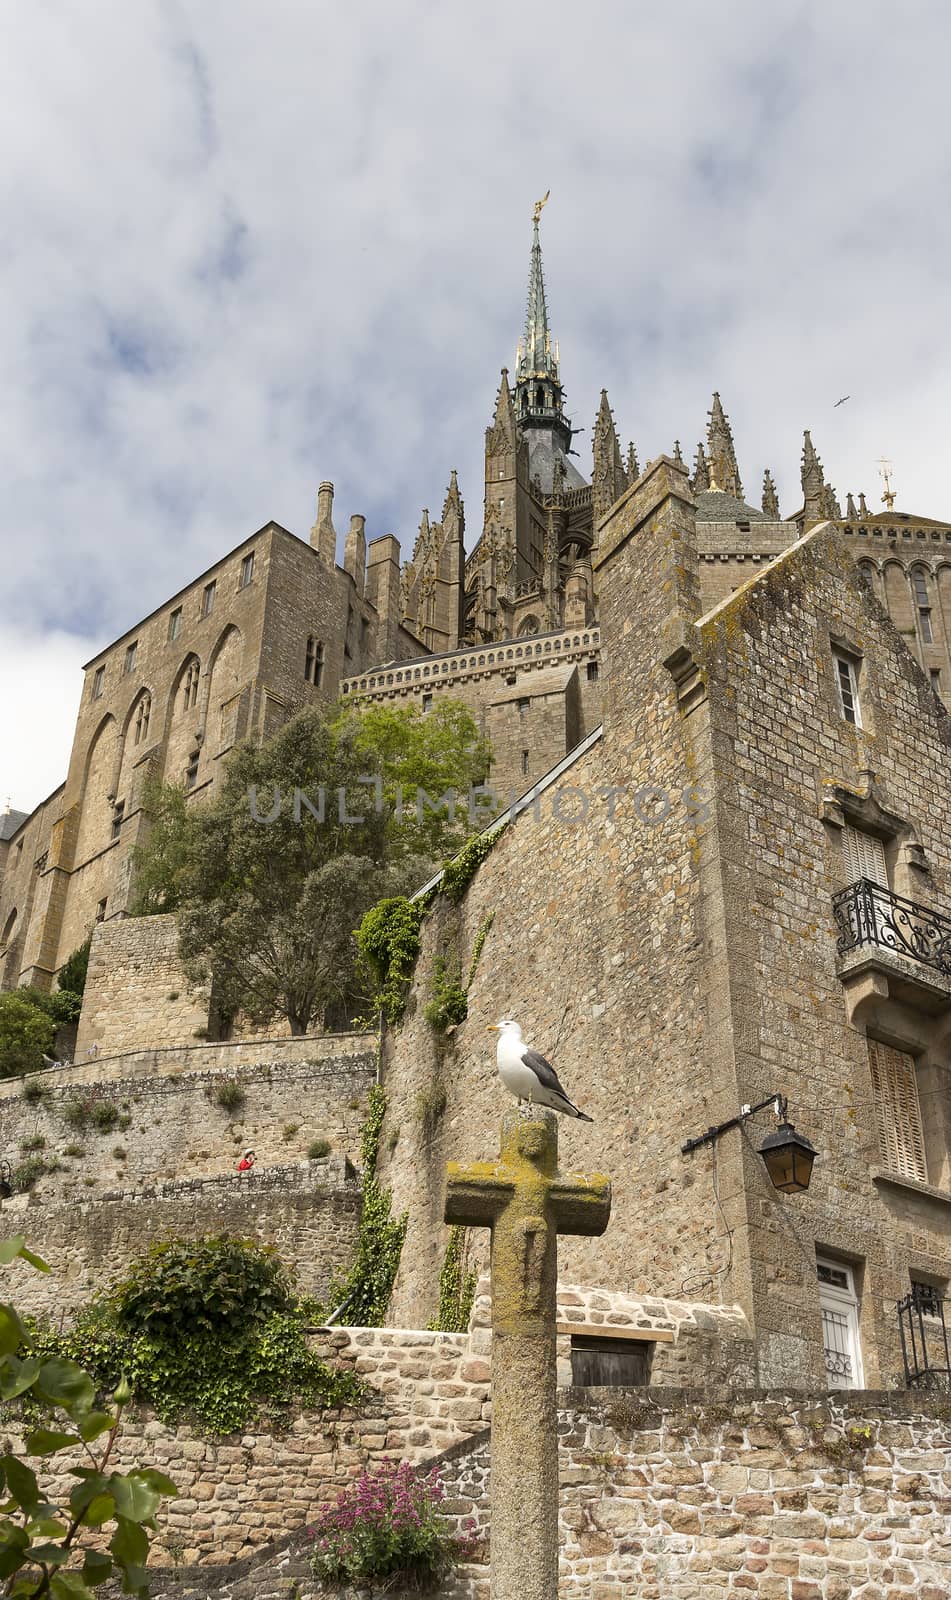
[548,1173,612,1237]
[444,1162,514,1229]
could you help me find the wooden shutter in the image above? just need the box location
[867,1040,926,1183]
[843,826,888,887]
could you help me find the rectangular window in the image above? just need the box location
[920,610,934,644]
[110,801,125,841]
[932,669,943,697]
[587,661,599,682]
[910,1277,944,1318]
[168,607,182,641]
[185,750,200,791]
[239,551,255,588]
[517,698,530,714]
[202,581,216,618]
[521,750,529,775]
[95,898,107,923]
[421,694,432,713]
[913,570,930,607]
[817,1258,864,1390]
[92,665,105,699]
[123,641,137,675]
[867,1039,926,1183]
[842,825,888,888]
[833,651,862,726]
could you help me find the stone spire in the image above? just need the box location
[761,469,779,518]
[706,393,743,499]
[672,440,684,466]
[592,390,627,524]
[513,208,570,450]
[820,482,842,520]
[487,368,518,456]
[846,491,857,521]
[858,491,870,519]
[626,442,639,483]
[691,441,710,493]
[801,431,826,528]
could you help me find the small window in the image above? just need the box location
[240,551,255,588]
[867,1039,926,1183]
[587,661,599,683]
[833,651,862,726]
[422,695,433,713]
[569,1335,652,1387]
[304,636,324,687]
[201,581,216,618]
[92,665,105,699]
[912,569,930,606]
[910,1277,945,1318]
[181,660,200,712]
[521,750,529,775]
[842,825,888,888]
[931,669,943,699]
[95,898,107,923]
[185,749,200,791]
[111,801,125,841]
[912,570,933,643]
[517,698,530,714]
[817,1257,864,1390]
[124,641,138,675]
[168,607,182,641]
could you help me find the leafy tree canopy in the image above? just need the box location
[0,995,56,1079]
[129,700,491,1036]
[55,938,91,1001]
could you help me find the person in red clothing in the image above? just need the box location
[236,1148,256,1177]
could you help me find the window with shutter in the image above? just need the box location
[842,826,888,887]
[867,1040,927,1183]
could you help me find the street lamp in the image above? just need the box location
[681,1095,817,1195]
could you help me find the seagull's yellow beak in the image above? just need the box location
[486,1024,499,1032]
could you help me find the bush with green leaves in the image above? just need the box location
[0,997,56,1081]
[355,898,424,1027]
[11,1159,61,1196]
[308,1458,475,1592]
[307,1139,331,1161]
[326,1087,406,1327]
[209,1080,245,1115]
[0,1234,177,1600]
[28,1238,363,1436]
[56,939,91,1003]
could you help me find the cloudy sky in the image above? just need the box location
[2,0,949,812]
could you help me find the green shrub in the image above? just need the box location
[11,1155,60,1193]
[429,1225,478,1333]
[307,1138,331,1160]
[282,1122,300,1141]
[91,1101,120,1132]
[356,897,424,1026]
[28,1235,364,1434]
[56,934,91,998]
[422,955,469,1032]
[325,1085,406,1327]
[112,1146,127,1162]
[18,1134,46,1153]
[62,1094,123,1136]
[21,1078,50,1105]
[439,822,506,904]
[63,1142,86,1158]
[211,1078,246,1114]
[0,992,56,1078]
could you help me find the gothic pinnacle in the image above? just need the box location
[626,442,639,483]
[761,469,779,518]
[707,392,743,498]
[692,442,710,493]
[846,491,857,520]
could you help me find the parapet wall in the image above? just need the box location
[75,914,210,1057]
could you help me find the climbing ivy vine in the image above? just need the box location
[329,1085,408,1327]
[428,1227,478,1333]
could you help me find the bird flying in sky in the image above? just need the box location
[834,396,850,407]
[488,1019,592,1120]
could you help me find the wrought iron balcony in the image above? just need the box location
[898,1287,951,1391]
[833,878,951,980]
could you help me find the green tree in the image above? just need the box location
[55,940,91,1003]
[129,700,491,1036]
[0,998,55,1080]
[0,1235,177,1599]
[127,784,195,917]
[332,700,493,860]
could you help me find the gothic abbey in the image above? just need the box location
[3,212,950,991]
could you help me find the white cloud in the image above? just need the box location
[0,627,91,814]
[2,0,950,806]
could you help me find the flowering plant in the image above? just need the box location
[308,1458,476,1592]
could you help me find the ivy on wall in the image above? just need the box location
[329,1085,407,1327]
[428,1226,478,1333]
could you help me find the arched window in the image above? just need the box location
[518,615,540,637]
[181,659,200,713]
[134,694,151,745]
[304,636,324,686]
[911,568,934,643]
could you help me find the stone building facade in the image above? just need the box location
[2,212,950,993]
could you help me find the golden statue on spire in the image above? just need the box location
[878,457,897,510]
[533,190,550,224]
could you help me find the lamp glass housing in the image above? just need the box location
[758,1123,817,1194]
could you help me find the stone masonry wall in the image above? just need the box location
[0,1038,376,1205]
[7,1160,361,1321]
[11,1378,948,1600]
[75,914,210,1057]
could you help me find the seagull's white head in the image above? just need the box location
[487,1017,523,1038]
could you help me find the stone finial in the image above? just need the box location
[801,430,826,527]
[311,480,337,565]
[706,392,743,498]
[487,369,518,454]
[858,491,870,519]
[846,491,857,521]
[761,468,780,518]
[626,442,640,484]
[673,440,684,465]
[592,389,627,523]
[692,441,710,493]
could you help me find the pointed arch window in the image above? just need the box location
[181,660,200,713]
[912,568,934,644]
[134,694,152,745]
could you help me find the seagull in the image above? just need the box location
[834,396,850,407]
[487,1019,592,1120]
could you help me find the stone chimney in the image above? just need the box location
[311,482,337,567]
[345,514,367,593]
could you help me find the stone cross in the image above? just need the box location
[445,1108,611,1600]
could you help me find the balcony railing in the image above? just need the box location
[898,1287,951,1390]
[832,878,951,980]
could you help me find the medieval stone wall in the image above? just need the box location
[75,914,210,1056]
[10,1379,947,1598]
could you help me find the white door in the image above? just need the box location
[817,1258,864,1390]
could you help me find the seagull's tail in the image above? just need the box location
[552,1091,593,1122]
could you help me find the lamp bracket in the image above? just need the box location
[681,1093,786,1156]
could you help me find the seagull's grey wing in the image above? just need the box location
[521,1047,569,1096]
